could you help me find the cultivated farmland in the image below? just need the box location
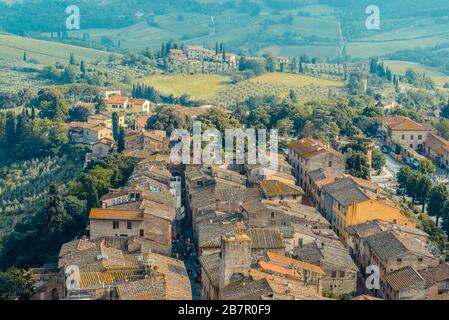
[0,34,115,65]
[142,72,343,106]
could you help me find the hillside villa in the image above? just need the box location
[376,116,429,152]
[69,122,113,144]
[107,96,151,113]
[87,112,125,129]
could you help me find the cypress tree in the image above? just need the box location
[5,112,16,156]
[370,58,376,73]
[95,98,107,114]
[112,112,119,141]
[428,184,449,226]
[80,60,86,74]
[69,53,76,66]
[44,184,69,250]
[14,111,27,159]
[86,177,100,209]
[118,127,126,153]
[31,106,36,120]
[161,42,166,57]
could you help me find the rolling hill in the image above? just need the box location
[0,33,116,65]
[141,72,343,106]
[2,0,449,67]
[383,60,449,89]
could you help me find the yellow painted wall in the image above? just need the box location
[333,200,414,243]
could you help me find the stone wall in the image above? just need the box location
[90,219,143,239]
[321,262,357,295]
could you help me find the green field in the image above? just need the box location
[0,34,115,65]
[248,73,343,87]
[67,4,343,59]
[213,73,343,106]
[346,16,449,58]
[71,22,180,50]
[37,2,449,60]
[4,0,449,62]
[141,72,343,106]
[260,44,339,60]
[142,74,232,101]
[383,60,449,88]
[66,3,448,60]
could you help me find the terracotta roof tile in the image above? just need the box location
[89,208,144,221]
[379,116,428,132]
[426,133,449,154]
[79,269,144,289]
[419,262,449,285]
[143,201,176,221]
[199,253,221,287]
[116,276,166,300]
[70,122,110,132]
[323,178,369,207]
[248,229,284,250]
[147,252,192,300]
[135,116,149,128]
[108,96,128,104]
[100,189,129,201]
[365,232,432,261]
[261,180,304,198]
[384,266,425,291]
[288,138,343,159]
[266,251,325,275]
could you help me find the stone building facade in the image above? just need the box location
[288,138,346,193]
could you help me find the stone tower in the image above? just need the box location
[218,233,252,291]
